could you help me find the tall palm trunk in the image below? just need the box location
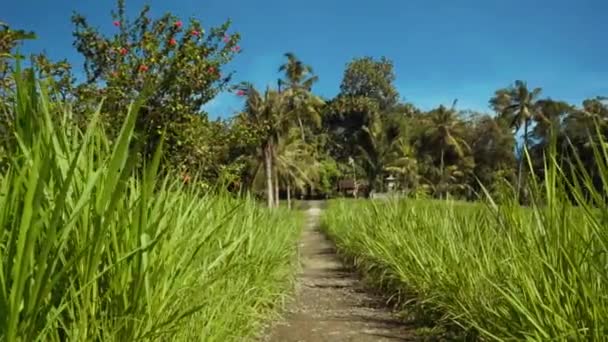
[440,148,445,200]
[297,113,306,142]
[287,183,292,209]
[273,145,279,207]
[264,142,274,208]
[516,120,529,200]
[274,170,279,207]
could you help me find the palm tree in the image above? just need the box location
[240,127,318,209]
[278,53,324,141]
[274,128,319,208]
[425,100,470,198]
[490,80,545,195]
[357,112,401,192]
[241,84,291,207]
[384,137,418,193]
[278,52,318,90]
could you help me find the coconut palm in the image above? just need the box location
[278,52,324,141]
[274,128,320,208]
[241,84,291,207]
[278,53,318,89]
[384,137,418,193]
[427,101,469,176]
[490,80,545,195]
[240,128,318,209]
[357,111,401,192]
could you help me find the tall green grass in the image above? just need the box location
[322,139,608,340]
[0,70,301,341]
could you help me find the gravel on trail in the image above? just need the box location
[262,202,444,342]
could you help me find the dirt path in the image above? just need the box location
[262,202,425,342]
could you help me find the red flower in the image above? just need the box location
[113,20,120,27]
[208,66,215,73]
[169,38,177,46]
[182,173,191,184]
[236,90,246,96]
[139,65,149,72]
[223,34,230,43]
[119,47,128,55]
[232,45,241,52]
[175,21,183,29]
[191,30,200,37]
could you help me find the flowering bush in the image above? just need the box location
[71,0,242,173]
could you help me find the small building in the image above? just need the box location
[337,179,369,198]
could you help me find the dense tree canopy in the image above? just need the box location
[1,1,607,205]
[339,56,399,110]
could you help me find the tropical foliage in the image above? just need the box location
[2,0,608,340]
[2,1,607,205]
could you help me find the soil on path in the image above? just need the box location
[262,202,435,342]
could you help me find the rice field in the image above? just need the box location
[322,151,608,340]
[0,73,301,341]
[3,70,608,342]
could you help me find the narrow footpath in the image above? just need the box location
[263,202,430,342]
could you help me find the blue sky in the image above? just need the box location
[5,0,608,119]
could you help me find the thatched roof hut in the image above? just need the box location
[337,179,369,197]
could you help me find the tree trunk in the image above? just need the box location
[274,174,279,207]
[440,148,445,200]
[516,120,529,201]
[273,144,279,207]
[264,142,274,208]
[287,184,292,209]
[353,164,358,199]
[297,114,306,142]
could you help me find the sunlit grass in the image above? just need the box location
[0,69,301,341]
[322,139,608,340]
